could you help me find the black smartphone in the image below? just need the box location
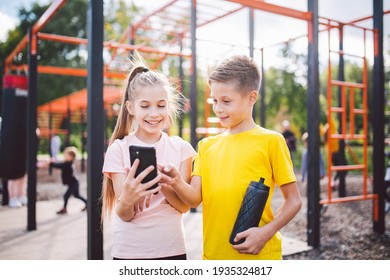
[129,145,158,190]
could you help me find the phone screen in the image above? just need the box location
[129,145,158,190]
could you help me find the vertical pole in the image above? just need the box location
[307,0,320,247]
[48,108,53,175]
[81,110,86,173]
[178,33,185,138]
[66,95,71,146]
[87,0,104,259]
[249,8,256,121]
[260,48,266,127]
[2,179,9,206]
[190,0,198,149]
[337,24,347,197]
[373,0,385,233]
[27,28,38,231]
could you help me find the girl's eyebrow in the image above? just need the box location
[139,99,167,103]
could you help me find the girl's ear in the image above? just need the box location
[248,90,258,105]
[125,101,134,115]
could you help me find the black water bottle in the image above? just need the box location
[229,177,270,245]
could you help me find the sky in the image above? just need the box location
[1,0,390,70]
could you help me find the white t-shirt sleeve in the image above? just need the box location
[179,138,197,162]
[102,140,126,179]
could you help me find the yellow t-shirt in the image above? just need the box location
[192,126,296,260]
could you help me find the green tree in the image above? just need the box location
[264,43,307,132]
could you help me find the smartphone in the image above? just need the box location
[129,145,158,190]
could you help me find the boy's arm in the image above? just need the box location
[159,157,193,213]
[50,161,65,169]
[232,182,302,255]
[159,165,202,208]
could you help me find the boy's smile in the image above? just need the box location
[210,81,257,134]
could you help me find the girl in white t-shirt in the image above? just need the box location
[102,55,196,260]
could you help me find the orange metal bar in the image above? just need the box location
[330,107,344,113]
[319,16,375,32]
[327,20,333,202]
[320,194,378,205]
[342,85,347,137]
[226,0,312,21]
[347,9,390,24]
[329,50,365,59]
[196,6,245,29]
[37,65,126,79]
[32,0,68,34]
[349,87,355,137]
[38,32,88,45]
[330,134,365,140]
[362,57,368,197]
[331,164,365,171]
[5,0,67,64]
[330,80,365,89]
[37,32,190,58]
[38,65,87,77]
[5,36,28,65]
[132,0,179,29]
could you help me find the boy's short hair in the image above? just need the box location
[208,55,261,94]
[64,146,77,159]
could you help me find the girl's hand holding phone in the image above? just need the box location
[121,159,161,212]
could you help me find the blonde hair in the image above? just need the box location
[208,54,261,95]
[64,146,78,160]
[101,53,182,222]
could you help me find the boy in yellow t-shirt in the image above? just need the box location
[159,55,302,260]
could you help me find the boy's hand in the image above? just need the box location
[232,227,272,255]
[121,159,161,212]
[157,164,182,188]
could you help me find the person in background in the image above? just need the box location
[50,134,61,161]
[7,174,27,208]
[300,132,325,183]
[281,120,297,163]
[50,146,87,214]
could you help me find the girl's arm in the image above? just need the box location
[159,157,193,213]
[159,165,202,208]
[112,159,162,222]
[232,182,302,255]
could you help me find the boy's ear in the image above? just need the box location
[125,101,134,115]
[248,90,258,105]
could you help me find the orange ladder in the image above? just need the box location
[321,19,378,221]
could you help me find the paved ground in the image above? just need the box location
[0,162,310,260]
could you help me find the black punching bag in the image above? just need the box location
[0,75,28,179]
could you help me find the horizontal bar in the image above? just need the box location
[227,0,312,21]
[38,65,126,79]
[330,49,365,59]
[331,80,365,88]
[353,108,366,114]
[330,107,344,113]
[329,134,366,140]
[5,0,67,64]
[331,164,365,171]
[38,33,87,45]
[320,194,377,205]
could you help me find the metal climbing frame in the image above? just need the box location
[322,18,378,221]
